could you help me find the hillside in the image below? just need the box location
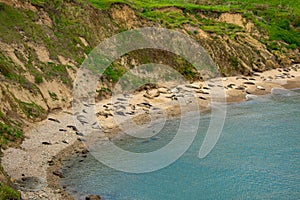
[0,0,299,198]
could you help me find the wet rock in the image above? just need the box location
[86,194,102,200]
[82,149,89,154]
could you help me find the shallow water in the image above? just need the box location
[61,90,300,200]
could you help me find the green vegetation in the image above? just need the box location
[18,100,46,119]
[103,64,127,82]
[0,182,21,200]
[88,0,234,12]
[0,122,22,146]
[34,75,43,84]
[230,56,239,69]
[0,111,23,148]
[48,91,59,101]
[88,0,300,49]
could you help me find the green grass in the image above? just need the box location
[48,91,59,101]
[0,182,21,200]
[88,0,233,12]
[87,0,300,49]
[0,122,22,147]
[18,101,46,119]
[0,111,23,148]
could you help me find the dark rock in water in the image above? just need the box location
[53,170,65,178]
[42,141,51,145]
[82,149,89,154]
[48,118,60,123]
[141,140,150,144]
[86,195,102,200]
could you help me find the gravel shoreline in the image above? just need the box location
[2,65,300,200]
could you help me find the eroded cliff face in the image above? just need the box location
[0,0,299,142]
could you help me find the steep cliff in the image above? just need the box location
[0,0,299,148]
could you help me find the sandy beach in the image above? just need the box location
[2,64,300,200]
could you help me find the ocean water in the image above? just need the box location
[61,89,300,200]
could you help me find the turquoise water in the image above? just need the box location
[61,90,300,200]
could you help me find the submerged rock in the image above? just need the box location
[86,194,102,200]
